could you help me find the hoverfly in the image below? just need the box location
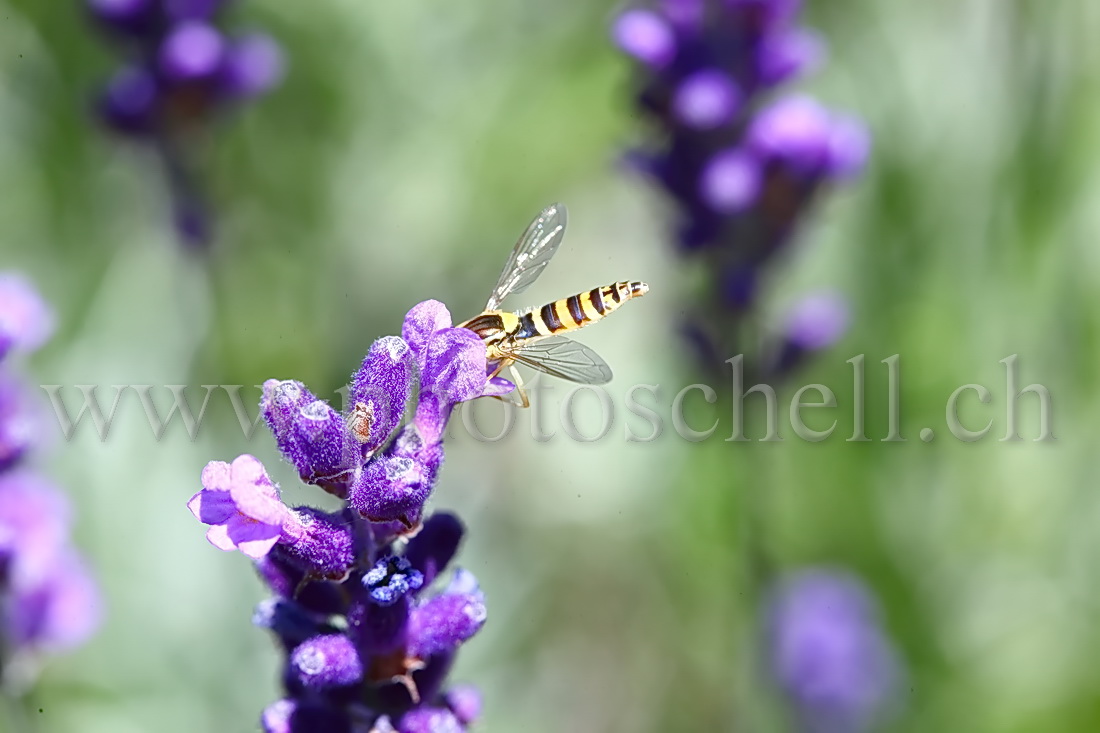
[458,203,649,407]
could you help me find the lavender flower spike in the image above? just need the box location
[0,274,100,677]
[192,301,496,730]
[614,0,870,375]
[766,569,903,733]
[88,0,286,247]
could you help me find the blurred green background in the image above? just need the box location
[2,0,1100,730]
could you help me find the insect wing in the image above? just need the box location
[484,203,568,311]
[504,335,613,385]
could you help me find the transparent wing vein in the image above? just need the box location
[503,335,613,385]
[485,203,568,311]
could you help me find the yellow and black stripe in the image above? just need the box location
[514,281,649,339]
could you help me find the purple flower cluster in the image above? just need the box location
[87,0,285,246]
[0,274,100,677]
[765,569,902,733]
[189,300,507,732]
[613,0,869,376]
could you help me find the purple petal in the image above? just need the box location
[261,699,354,733]
[276,508,357,579]
[724,0,801,30]
[229,484,289,527]
[612,10,676,68]
[672,70,741,130]
[405,513,464,588]
[290,634,364,690]
[766,568,902,729]
[748,95,833,173]
[347,452,436,524]
[87,0,157,33]
[826,116,872,180]
[159,21,225,82]
[700,149,761,213]
[446,685,482,725]
[349,336,416,454]
[0,472,72,588]
[200,459,233,492]
[204,522,238,552]
[0,372,39,471]
[482,376,515,397]
[220,33,285,99]
[7,548,101,651]
[407,593,487,659]
[402,300,453,364]
[225,515,282,559]
[399,708,464,733]
[0,273,54,355]
[262,381,359,489]
[784,292,849,350]
[427,327,481,385]
[97,66,159,135]
[163,0,225,20]
[187,489,235,525]
[758,28,825,86]
[230,454,276,495]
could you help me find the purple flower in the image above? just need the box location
[0,275,100,671]
[398,708,465,733]
[0,373,41,472]
[262,379,361,493]
[290,634,364,691]
[261,699,354,733]
[613,10,676,68]
[221,33,286,99]
[89,0,285,247]
[445,685,481,725]
[159,21,226,82]
[699,149,761,214]
[5,548,102,653]
[87,0,157,35]
[764,291,850,378]
[192,303,494,728]
[348,336,417,457]
[406,591,487,659]
[0,472,72,589]
[615,0,870,374]
[766,569,902,732]
[188,454,292,559]
[784,291,849,351]
[673,70,741,130]
[0,273,53,357]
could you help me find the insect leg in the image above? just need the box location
[509,364,530,409]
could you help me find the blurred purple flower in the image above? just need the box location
[766,569,903,733]
[0,277,100,673]
[87,0,285,247]
[0,273,54,358]
[192,302,496,730]
[614,0,869,376]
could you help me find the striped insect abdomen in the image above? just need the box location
[515,280,649,339]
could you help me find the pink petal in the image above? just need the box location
[402,299,454,358]
[230,454,276,496]
[187,489,235,525]
[482,376,515,397]
[229,482,289,526]
[205,523,238,552]
[226,518,281,559]
[200,460,233,492]
[236,533,281,560]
